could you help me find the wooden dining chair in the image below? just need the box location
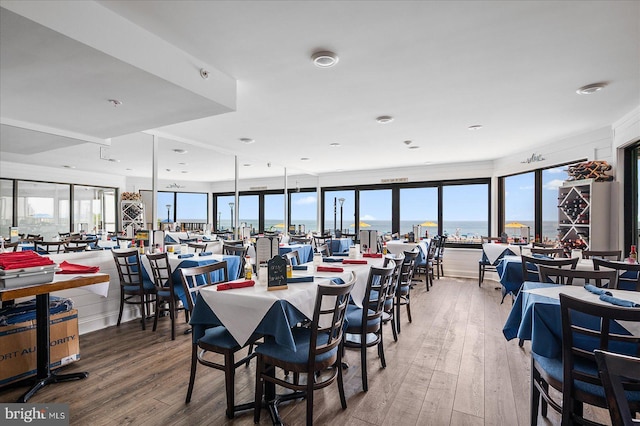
[531,294,640,425]
[582,250,622,261]
[146,252,187,340]
[313,235,333,256]
[594,350,640,426]
[222,243,248,278]
[520,254,579,283]
[316,243,330,257]
[34,241,65,254]
[344,262,395,391]
[187,242,207,253]
[254,274,356,425]
[593,258,640,291]
[63,243,87,253]
[289,236,311,244]
[382,253,404,342]
[395,249,419,334]
[111,249,157,330]
[180,261,260,418]
[3,241,20,252]
[530,247,566,258]
[433,235,447,278]
[283,250,300,266]
[538,266,617,288]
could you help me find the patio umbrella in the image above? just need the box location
[420,221,438,227]
[505,222,526,228]
[350,221,371,228]
[272,223,285,228]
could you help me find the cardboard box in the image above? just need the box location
[0,309,80,386]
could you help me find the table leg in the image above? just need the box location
[17,293,88,403]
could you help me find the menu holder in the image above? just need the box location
[267,255,288,291]
[256,236,279,266]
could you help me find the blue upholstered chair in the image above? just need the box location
[395,249,419,334]
[146,252,188,340]
[180,261,259,419]
[111,249,157,331]
[593,258,640,291]
[344,262,396,391]
[594,350,640,426]
[254,272,356,425]
[530,292,640,425]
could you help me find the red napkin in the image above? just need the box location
[56,260,100,274]
[363,253,383,258]
[217,280,255,291]
[342,259,368,264]
[0,251,55,270]
[317,266,344,273]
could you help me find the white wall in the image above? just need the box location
[0,160,126,189]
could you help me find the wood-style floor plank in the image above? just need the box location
[1,274,613,425]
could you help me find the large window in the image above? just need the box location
[0,179,13,235]
[290,190,317,234]
[176,192,208,226]
[541,167,569,243]
[239,195,259,232]
[215,195,235,230]
[17,181,70,239]
[503,172,534,242]
[359,189,392,234]
[264,193,284,232]
[400,187,438,236]
[324,190,355,234]
[73,185,116,234]
[442,183,489,243]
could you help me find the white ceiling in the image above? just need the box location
[1,1,639,182]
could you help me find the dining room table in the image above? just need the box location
[502,281,640,358]
[385,239,429,263]
[330,238,353,254]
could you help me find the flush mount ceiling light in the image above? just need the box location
[403,140,412,145]
[181,171,189,174]
[329,142,341,147]
[311,51,339,68]
[300,157,310,161]
[108,158,120,163]
[199,68,209,80]
[166,168,172,172]
[178,162,188,166]
[108,99,122,107]
[125,168,133,171]
[62,165,76,169]
[243,163,252,167]
[409,146,420,150]
[240,138,255,144]
[468,125,483,131]
[376,115,394,124]
[173,148,188,154]
[576,82,607,95]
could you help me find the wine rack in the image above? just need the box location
[557,179,612,253]
[121,200,145,231]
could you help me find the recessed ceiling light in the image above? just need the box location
[311,51,339,68]
[329,142,341,147]
[240,138,255,144]
[108,99,122,107]
[409,146,420,150]
[181,171,189,174]
[243,163,252,167]
[576,82,607,95]
[300,157,310,161]
[125,168,133,171]
[108,158,120,163]
[166,168,172,172]
[468,125,483,130]
[376,115,394,124]
[173,148,188,154]
[62,165,76,169]
[403,140,412,145]
[178,162,188,166]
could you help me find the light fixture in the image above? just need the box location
[173,148,188,154]
[300,157,310,161]
[199,68,209,80]
[243,163,252,167]
[576,82,607,95]
[108,158,120,163]
[468,125,483,131]
[376,115,394,123]
[178,162,188,166]
[108,99,122,107]
[181,171,189,173]
[125,168,133,171]
[409,146,420,150]
[62,165,76,169]
[166,168,172,172]
[240,138,255,144]
[329,142,341,147]
[311,51,339,68]
[403,140,412,145]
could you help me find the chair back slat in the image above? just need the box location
[111,249,144,287]
[593,258,640,291]
[594,350,640,426]
[521,254,579,283]
[583,250,622,261]
[530,247,566,258]
[539,266,617,288]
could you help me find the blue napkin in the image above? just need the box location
[198,252,212,256]
[287,276,314,283]
[599,294,640,308]
[178,253,194,259]
[332,252,349,257]
[292,265,307,271]
[584,284,612,296]
[323,258,343,263]
[202,237,211,241]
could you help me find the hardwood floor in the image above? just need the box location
[0,275,612,425]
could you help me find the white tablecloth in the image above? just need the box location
[52,273,110,297]
[482,243,527,264]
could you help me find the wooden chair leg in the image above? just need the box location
[337,352,347,409]
[185,344,198,403]
[378,332,386,368]
[361,339,368,392]
[140,294,146,331]
[406,295,412,323]
[530,368,540,426]
[254,356,264,423]
[391,313,398,342]
[117,292,124,326]
[306,371,314,426]
[152,298,160,332]
[224,351,235,419]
